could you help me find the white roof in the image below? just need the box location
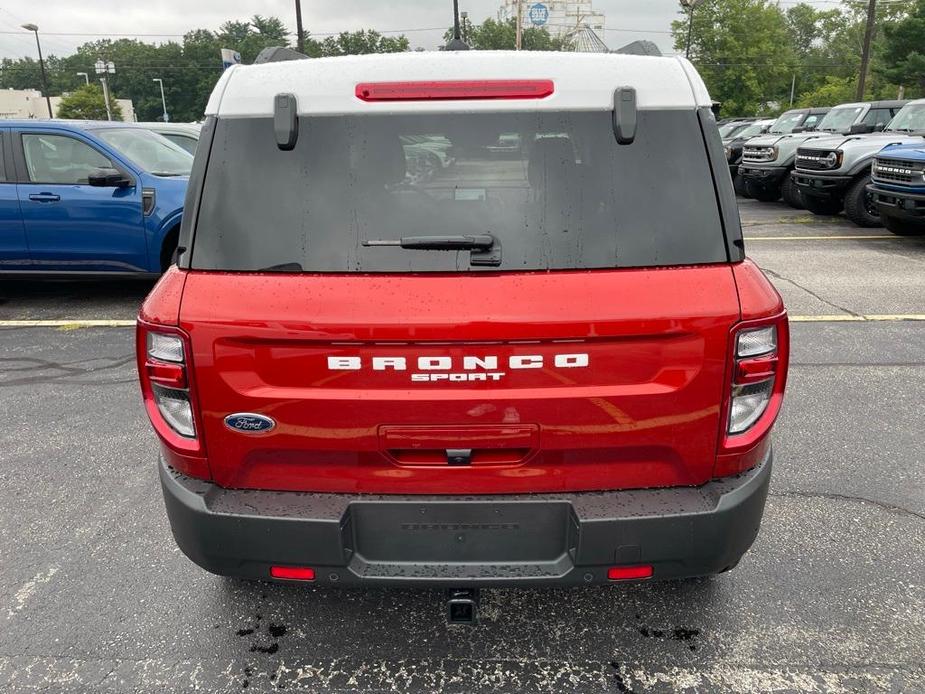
[206,51,712,118]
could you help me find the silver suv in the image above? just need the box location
[740,102,904,208]
[792,99,924,227]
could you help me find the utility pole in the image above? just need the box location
[856,0,876,100]
[95,58,116,121]
[789,74,796,106]
[295,0,305,54]
[515,0,523,50]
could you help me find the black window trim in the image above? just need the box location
[10,129,136,187]
[186,110,738,272]
[0,129,12,183]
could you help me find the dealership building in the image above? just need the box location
[0,88,135,121]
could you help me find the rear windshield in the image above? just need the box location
[190,110,727,272]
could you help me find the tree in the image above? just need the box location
[879,0,925,96]
[444,17,571,51]
[56,84,123,120]
[673,0,796,116]
[311,30,409,57]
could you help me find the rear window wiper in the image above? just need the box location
[363,234,495,250]
[363,234,501,266]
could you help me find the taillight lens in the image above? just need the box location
[716,315,789,474]
[151,384,196,438]
[728,379,773,434]
[137,321,206,465]
[728,325,777,434]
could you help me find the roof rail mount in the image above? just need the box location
[613,87,637,145]
[254,46,309,64]
[274,93,299,151]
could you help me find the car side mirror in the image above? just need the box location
[759,125,770,133]
[848,123,875,135]
[88,167,132,188]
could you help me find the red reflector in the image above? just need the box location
[146,361,187,389]
[607,565,653,581]
[355,79,554,102]
[270,566,315,581]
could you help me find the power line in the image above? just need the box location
[0,27,446,39]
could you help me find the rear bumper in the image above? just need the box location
[792,172,852,199]
[160,450,773,587]
[739,164,788,186]
[868,184,925,221]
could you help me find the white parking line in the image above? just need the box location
[744,235,899,240]
[0,319,136,327]
[789,314,925,322]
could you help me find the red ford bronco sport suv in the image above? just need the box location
[137,52,788,593]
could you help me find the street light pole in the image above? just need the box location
[22,24,53,118]
[77,72,89,86]
[678,0,703,60]
[152,78,169,123]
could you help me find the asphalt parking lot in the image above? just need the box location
[0,198,923,693]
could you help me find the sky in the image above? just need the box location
[0,0,684,60]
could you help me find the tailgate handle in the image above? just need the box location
[380,424,539,468]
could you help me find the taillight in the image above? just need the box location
[716,314,789,476]
[137,321,207,470]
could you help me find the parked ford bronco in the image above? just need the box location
[137,52,788,600]
[741,102,904,208]
[793,99,922,226]
[867,142,925,235]
[723,119,774,196]
[738,106,830,206]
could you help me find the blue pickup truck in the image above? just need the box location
[0,120,192,276]
[868,142,925,236]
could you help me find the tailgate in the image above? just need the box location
[181,266,739,494]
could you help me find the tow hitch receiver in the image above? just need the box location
[447,588,480,624]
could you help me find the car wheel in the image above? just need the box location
[745,180,780,202]
[733,173,749,197]
[781,173,804,209]
[882,214,925,236]
[801,195,843,216]
[843,175,880,228]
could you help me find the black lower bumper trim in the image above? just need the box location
[868,184,925,220]
[792,173,852,198]
[159,451,773,586]
[738,165,789,185]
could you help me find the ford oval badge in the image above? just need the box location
[224,413,276,433]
